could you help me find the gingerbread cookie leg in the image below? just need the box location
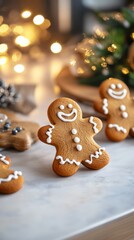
[105,120,129,142]
[82,145,110,170]
[0,154,24,194]
[129,127,134,137]
[53,155,80,177]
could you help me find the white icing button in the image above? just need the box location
[71,129,77,134]
[110,84,116,89]
[59,105,64,110]
[74,137,80,143]
[120,105,126,111]
[68,104,73,109]
[117,83,122,89]
[76,144,82,151]
[122,112,128,118]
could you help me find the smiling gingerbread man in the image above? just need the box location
[94,78,134,141]
[38,97,109,177]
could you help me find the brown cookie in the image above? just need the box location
[38,97,110,177]
[0,154,24,194]
[0,117,39,151]
[94,78,134,141]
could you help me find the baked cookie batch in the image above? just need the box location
[1,77,134,193]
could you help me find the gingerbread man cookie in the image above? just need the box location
[0,113,39,151]
[38,97,109,177]
[94,78,134,141]
[0,154,24,194]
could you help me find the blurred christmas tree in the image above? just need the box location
[72,4,134,87]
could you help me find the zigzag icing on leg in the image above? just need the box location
[56,155,80,166]
[108,124,127,133]
[85,147,105,164]
[0,154,9,165]
[0,171,22,184]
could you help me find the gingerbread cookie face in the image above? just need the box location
[38,97,109,177]
[47,98,82,125]
[94,78,134,141]
[0,154,24,194]
[0,113,39,151]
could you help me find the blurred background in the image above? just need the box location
[0,0,132,86]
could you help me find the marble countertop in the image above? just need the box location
[1,70,134,240]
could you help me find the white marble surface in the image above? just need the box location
[0,76,134,240]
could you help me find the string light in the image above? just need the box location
[33,15,45,25]
[121,67,129,74]
[50,42,62,54]
[107,44,117,53]
[91,66,96,71]
[0,43,8,53]
[15,36,30,47]
[0,56,8,65]
[14,64,25,73]
[21,10,32,19]
[0,24,10,36]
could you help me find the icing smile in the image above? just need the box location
[57,108,77,122]
[108,88,127,99]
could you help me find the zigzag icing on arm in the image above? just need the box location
[56,156,80,166]
[102,98,108,114]
[0,171,22,184]
[46,124,55,143]
[85,147,105,164]
[0,154,9,165]
[108,124,127,133]
[89,116,99,133]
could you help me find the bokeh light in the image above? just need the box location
[14,64,25,73]
[33,15,45,25]
[0,56,8,65]
[50,42,62,54]
[15,35,30,47]
[21,10,32,19]
[0,43,8,53]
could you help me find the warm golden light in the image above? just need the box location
[91,65,96,71]
[0,43,8,53]
[121,67,129,74]
[12,25,23,35]
[0,24,10,36]
[0,16,3,25]
[33,15,45,25]
[12,50,22,62]
[131,32,134,40]
[0,56,8,65]
[50,42,62,54]
[14,64,25,73]
[21,10,32,19]
[15,35,30,47]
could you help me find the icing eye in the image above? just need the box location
[68,104,73,109]
[59,105,64,110]
[117,83,122,89]
[110,84,116,89]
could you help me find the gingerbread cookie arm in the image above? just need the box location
[84,116,103,135]
[38,124,56,145]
